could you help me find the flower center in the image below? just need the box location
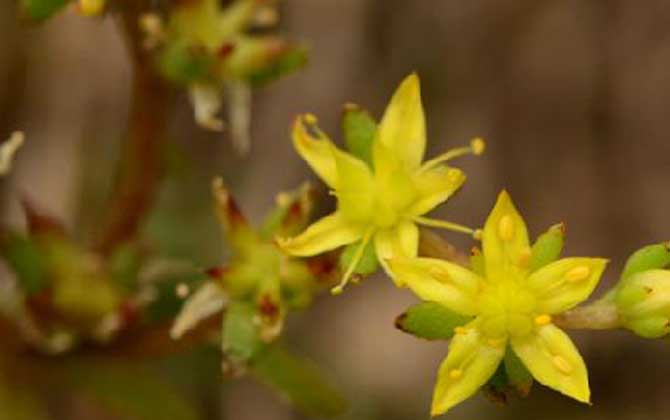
[477,283,538,340]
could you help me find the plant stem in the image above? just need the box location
[554,298,621,330]
[95,2,173,255]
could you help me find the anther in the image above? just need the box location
[303,113,318,125]
[534,314,552,326]
[449,369,463,380]
[454,327,468,335]
[473,229,483,240]
[471,137,486,155]
[430,266,451,282]
[552,356,573,374]
[565,265,591,283]
[498,215,515,241]
[175,283,190,298]
[518,247,532,268]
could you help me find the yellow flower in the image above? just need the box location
[389,191,608,416]
[279,73,484,293]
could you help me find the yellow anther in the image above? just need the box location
[552,355,573,374]
[534,314,552,326]
[498,215,515,241]
[518,247,532,268]
[473,229,483,241]
[471,137,486,155]
[78,0,105,16]
[487,337,506,348]
[565,265,591,283]
[330,286,344,296]
[454,327,468,336]
[303,113,318,124]
[430,266,451,281]
[449,369,463,380]
[446,168,462,181]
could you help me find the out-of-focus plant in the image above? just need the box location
[144,0,306,153]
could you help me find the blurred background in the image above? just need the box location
[2,1,670,419]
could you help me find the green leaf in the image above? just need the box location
[342,104,376,166]
[530,223,565,272]
[222,301,263,365]
[339,239,378,276]
[620,242,670,281]
[67,360,200,420]
[395,302,471,340]
[248,47,308,86]
[159,41,214,85]
[251,345,347,418]
[20,0,69,22]
[0,232,47,295]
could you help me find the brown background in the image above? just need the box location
[2,1,670,419]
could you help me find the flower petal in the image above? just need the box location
[332,145,375,222]
[388,257,481,315]
[375,221,419,282]
[511,324,590,403]
[409,165,466,217]
[278,212,364,257]
[376,73,426,170]
[291,115,339,189]
[482,191,530,280]
[528,257,608,314]
[431,324,505,416]
[171,282,227,339]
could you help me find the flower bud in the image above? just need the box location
[615,269,670,338]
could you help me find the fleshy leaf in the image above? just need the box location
[251,344,347,418]
[222,301,264,366]
[0,232,46,295]
[395,302,471,340]
[342,103,376,166]
[511,324,590,403]
[529,223,565,272]
[528,257,608,314]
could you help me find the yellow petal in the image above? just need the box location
[332,145,375,222]
[291,115,339,189]
[409,165,466,217]
[431,323,505,416]
[371,140,417,227]
[528,258,608,314]
[388,257,481,315]
[482,191,530,280]
[278,212,364,257]
[375,221,419,282]
[376,73,426,171]
[511,324,590,403]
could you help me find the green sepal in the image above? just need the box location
[394,302,471,340]
[529,223,565,272]
[248,47,308,86]
[158,40,214,85]
[222,301,263,366]
[342,104,376,166]
[251,344,347,418]
[503,349,533,396]
[620,243,670,281]
[0,232,47,295]
[108,243,143,293]
[339,239,378,276]
[20,0,69,22]
[625,316,669,339]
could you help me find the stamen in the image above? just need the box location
[414,216,476,237]
[454,327,468,335]
[176,283,190,298]
[518,247,532,268]
[448,369,463,380]
[331,230,374,295]
[565,265,591,283]
[552,355,573,374]
[534,314,552,326]
[497,215,515,241]
[419,137,487,172]
[303,113,318,125]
